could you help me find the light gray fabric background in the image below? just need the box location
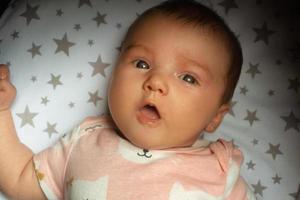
[0,0,299,199]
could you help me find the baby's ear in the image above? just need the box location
[205,104,230,133]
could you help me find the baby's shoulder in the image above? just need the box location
[61,114,114,144]
[208,139,244,172]
[79,114,114,131]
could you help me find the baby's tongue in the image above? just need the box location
[140,106,160,120]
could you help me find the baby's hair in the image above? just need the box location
[123,0,243,104]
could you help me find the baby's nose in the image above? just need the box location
[143,73,169,96]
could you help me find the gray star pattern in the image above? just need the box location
[48,74,63,89]
[44,122,58,138]
[20,3,40,26]
[31,76,37,82]
[11,30,19,40]
[246,160,256,170]
[69,102,75,108]
[53,33,75,56]
[289,184,300,200]
[246,62,261,78]
[268,90,275,96]
[89,55,110,77]
[251,180,267,197]
[288,77,299,93]
[27,42,42,58]
[56,9,63,17]
[280,111,300,132]
[218,0,238,14]
[41,96,49,106]
[252,138,259,146]
[77,72,83,79]
[87,90,103,106]
[79,0,92,8]
[16,105,38,128]
[93,11,107,27]
[253,22,276,45]
[266,143,283,160]
[272,174,282,184]
[240,86,248,95]
[88,39,94,46]
[244,110,260,126]
[74,24,82,31]
[228,101,237,117]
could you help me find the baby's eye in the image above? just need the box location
[134,60,150,70]
[179,74,199,85]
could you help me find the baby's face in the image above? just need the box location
[108,14,230,149]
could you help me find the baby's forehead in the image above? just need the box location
[126,12,227,46]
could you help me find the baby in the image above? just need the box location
[0,0,256,199]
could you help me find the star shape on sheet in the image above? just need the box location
[239,86,248,95]
[288,42,300,62]
[246,160,256,170]
[89,55,110,77]
[246,62,261,78]
[77,72,83,79]
[280,111,300,132]
[289,184,300,199]
[252,138,259,146]
[56,9,63,17]
[74,24,82,31]
[53,33,76,56]
[244,109,260,126]
[41,96,49,106]
[228,101,237,117]
[48,74,63,89]
[218,0,238,14]
[11,30,19,40]
[69,102,75,108]
[253,22,276,45]
[20,3,40,26]
[16,105,38,128]
[27,42,42,58]
[31,76,37,82]
[265,143,283,160]
[272,173,282,184]
[251,180,267,197]
[88,39,94,46]
[78,0,92,8]
[44,122,58,138]
[268,90,275,96]
[93,11,107,27]
[116,23,122,29]
[288,77,299,93]
[87,90,103,106]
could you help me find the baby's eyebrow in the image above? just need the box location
[181,55,213,80]
[124,44,151,54]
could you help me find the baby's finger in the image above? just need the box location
[0,64,10,80]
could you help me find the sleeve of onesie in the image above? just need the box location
[210,139,257,200]
[32,117,101,200]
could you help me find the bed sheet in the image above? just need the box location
[0,0,299,199]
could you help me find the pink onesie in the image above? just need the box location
[33,115,256,200]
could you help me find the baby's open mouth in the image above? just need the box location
[140,104,161,120]
[136,103,162,127]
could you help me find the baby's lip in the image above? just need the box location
[136,99,163,128]
[138,99,162,119]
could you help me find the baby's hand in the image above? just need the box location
[0,64,16,112]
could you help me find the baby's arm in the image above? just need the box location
[0,65,46,200]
